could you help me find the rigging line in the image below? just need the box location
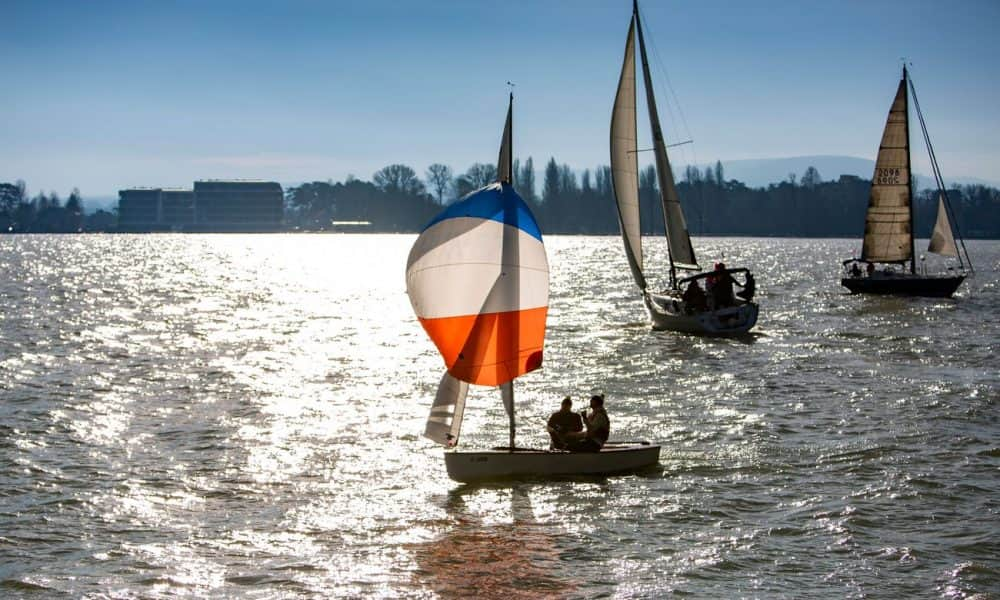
[907,73,974,271]
[636,3,698,168]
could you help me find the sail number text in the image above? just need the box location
[876,168,903,185]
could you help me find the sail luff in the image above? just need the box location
[861,73,913,265]
[634,4,698,283]
[610,16,646,292]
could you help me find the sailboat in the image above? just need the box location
[841,65,974,297]
[610,0,759,334]
[406,94,660,483]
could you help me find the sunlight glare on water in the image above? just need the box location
[0,234,997,598]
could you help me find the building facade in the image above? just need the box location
[117,181,283,232]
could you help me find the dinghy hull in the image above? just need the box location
[444,444,660,483]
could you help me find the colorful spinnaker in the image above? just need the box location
[405,181,549,387]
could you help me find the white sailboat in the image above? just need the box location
[841,65,973,297]
[406,94,660,483]
[610,1,759,335]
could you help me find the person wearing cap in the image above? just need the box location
[546,396,584,450]
[565,394,610,452]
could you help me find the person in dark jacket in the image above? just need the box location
[546,396,584,450]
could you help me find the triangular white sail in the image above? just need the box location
[927,194,959,257]
[610,17,646,292]
[862,76,913,265]
[634,8,698,273]
[423,372,468,447]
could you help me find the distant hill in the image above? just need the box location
[712,155,998,190]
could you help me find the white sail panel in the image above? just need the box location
[927,194,958,257]
[862,78,912,263]
[610,18,645,291]
[423,372,468,447]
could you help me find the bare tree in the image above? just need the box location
[425,163,453,204]
[464,163,497,189]
[373,164,425,196]
[801,166,822,188]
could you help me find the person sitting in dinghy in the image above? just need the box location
[565,394,610,452]
[547,396,584,450]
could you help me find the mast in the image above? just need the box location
[633,0,697,288]
[904,65,916,274]
[498,92,517,451]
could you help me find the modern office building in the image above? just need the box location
[117,181,283,232]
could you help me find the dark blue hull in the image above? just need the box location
[841,274,965,297]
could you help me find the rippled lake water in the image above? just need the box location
[1,234,997,599]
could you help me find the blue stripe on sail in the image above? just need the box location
[422,182,542,242]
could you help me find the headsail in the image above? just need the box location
[634,5,698,274]
[406,184,549,387]
[927,194,958,257]
[610,16,646,292]
[424,372,468,447]
[862,74,913,265]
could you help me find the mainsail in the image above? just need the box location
[862,74,913,266]
[634,6,697,273]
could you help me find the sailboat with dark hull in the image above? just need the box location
[610,1,759,334]
[841,65,973,297]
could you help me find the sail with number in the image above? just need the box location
[862,76,913,265]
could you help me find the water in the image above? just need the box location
[1,234,997,599]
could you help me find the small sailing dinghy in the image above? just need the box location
[610,0,758,334]
[406,94,660,483]
[841,65,974,297]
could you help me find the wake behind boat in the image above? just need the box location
[610,0,758,335]
[405,94,659,483]
[840,65,973,297]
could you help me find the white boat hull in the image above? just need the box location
[444,443,660,483]
[646,292,758,334]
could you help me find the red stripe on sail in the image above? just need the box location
[418,306,547,387]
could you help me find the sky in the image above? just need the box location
[3,0,999,198]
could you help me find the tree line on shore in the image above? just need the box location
[2,159,998,237]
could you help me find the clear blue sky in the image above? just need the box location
[3,0,998,197]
